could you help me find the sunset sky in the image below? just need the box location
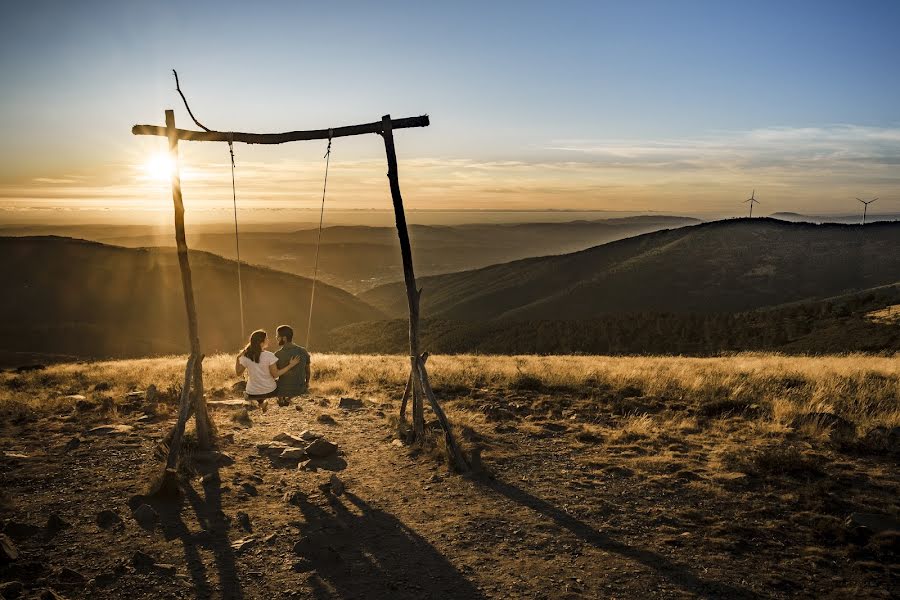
[2,0,899,223]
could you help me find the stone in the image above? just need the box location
[0,534,18,563]
[329,474,345,496]
[2,522,41,540]
[133,504,159,530]
[299,430,322,441]
[208,399,252,410]
[193,450,235,466]
[847,512,900,534]
[291,559,314,573]
[338,397,363,410]
[273,432,306,447]
[305,438,337,458]
[74,399,96,412]
[316,414,336,425]
[391,439,404,447]
[154,563,177,575]
[3,452,28,459]
[95,510,123,530]
[283,490,304,505]
[280,448,308,461]
[45,514,70,534]
[56,567,86,585]
[257,442,291,457]
[61,394,86,403]
[0,580,24,599]
[236,512,252,532]
[240,483,258,496]
[132,550,155,569]
[86,424,133,436]
[230,538,256,553]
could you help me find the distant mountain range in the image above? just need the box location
[26,215,699,293]
[769,212,899,224]
[0,236,381,364]
[362,219,900,320]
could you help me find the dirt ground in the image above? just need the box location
[0,359,898,599]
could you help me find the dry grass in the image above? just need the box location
[2,352,898,437]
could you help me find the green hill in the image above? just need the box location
[362,219,900,320]
[0,236,382,364]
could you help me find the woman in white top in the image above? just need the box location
[235,329,301,411]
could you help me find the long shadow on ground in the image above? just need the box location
[147,469,244,600]
[482,477,760,599]
[289,491,485,600]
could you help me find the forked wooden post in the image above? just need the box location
[165,109,213,449]
[382,115,468,471]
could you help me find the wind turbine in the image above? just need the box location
[856,197,877,225]
[743,190,760,218]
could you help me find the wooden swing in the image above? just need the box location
[133,72,469,482]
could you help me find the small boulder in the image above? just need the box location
[273,433,306,447]
[305,438,337,458]
[95,510,123,530]
[299,430,322,441]
[316,414,336,425]
[0,534,18,563]
[133,504,159,530]
[230,538,256,553]
[56,567,86,586]
[0,580,24,598]
[257,442,290,458]
[131,550,155,570]
[45,514,70,534]
[236,512,252,532]
[240,483,258,497]
[338,397,363,410]
[280,448,308,461]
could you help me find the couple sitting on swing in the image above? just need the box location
[235,325,310,411]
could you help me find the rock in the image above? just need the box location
[0,580,24,598]
[338,397,363,410]
[283,490,305,505]
[154,563,177,575]
[220,433,235,445]
[56,567,86,585]
[391,439,404,447]
[273,432,306,447]
[277,397,291,407]
[61,394,86,403]
[132,550,155,570]
[329,474,345,496]
[230,538,256,553]
[86,424,133,436]
[236,512,252,532]
[3,451,28,459]
[208,399,252,410]
[257,442,291,457]
[95,510,123,530]
[280,448,308,461]
[133,504,159,530]
[240,483,258,496]
[299,430,322,441]
[74,399,96,412]
[0,534,18,563]
[291,559,314,572]
[316,414,336,425]
[45,514,70,534]
[305,438,337,458]
[63,437,82,453]
[847,512,900,534]
[2,522,41,540]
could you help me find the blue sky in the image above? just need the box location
[1,0,899,220]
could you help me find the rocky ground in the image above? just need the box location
[0,359,898,599]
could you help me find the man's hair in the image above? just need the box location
[276,324,294,342]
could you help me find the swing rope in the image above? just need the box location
[306,131,333,349]
[227,134,245,341]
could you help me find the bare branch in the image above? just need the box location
[173,69,213,132]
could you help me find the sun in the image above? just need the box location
[141,152,177,182]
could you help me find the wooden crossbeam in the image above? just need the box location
[132,115,429,144]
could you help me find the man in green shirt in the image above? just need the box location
[274,325,311,404]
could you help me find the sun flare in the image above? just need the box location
[141,152,177,182]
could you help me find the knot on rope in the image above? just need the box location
[324,129,333,158]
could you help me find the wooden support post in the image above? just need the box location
[166,109,214,450]
[382,115,466,471]
[400,351,428,420]
[165,355,198,471]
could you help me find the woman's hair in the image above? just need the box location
[242,329,267,363]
